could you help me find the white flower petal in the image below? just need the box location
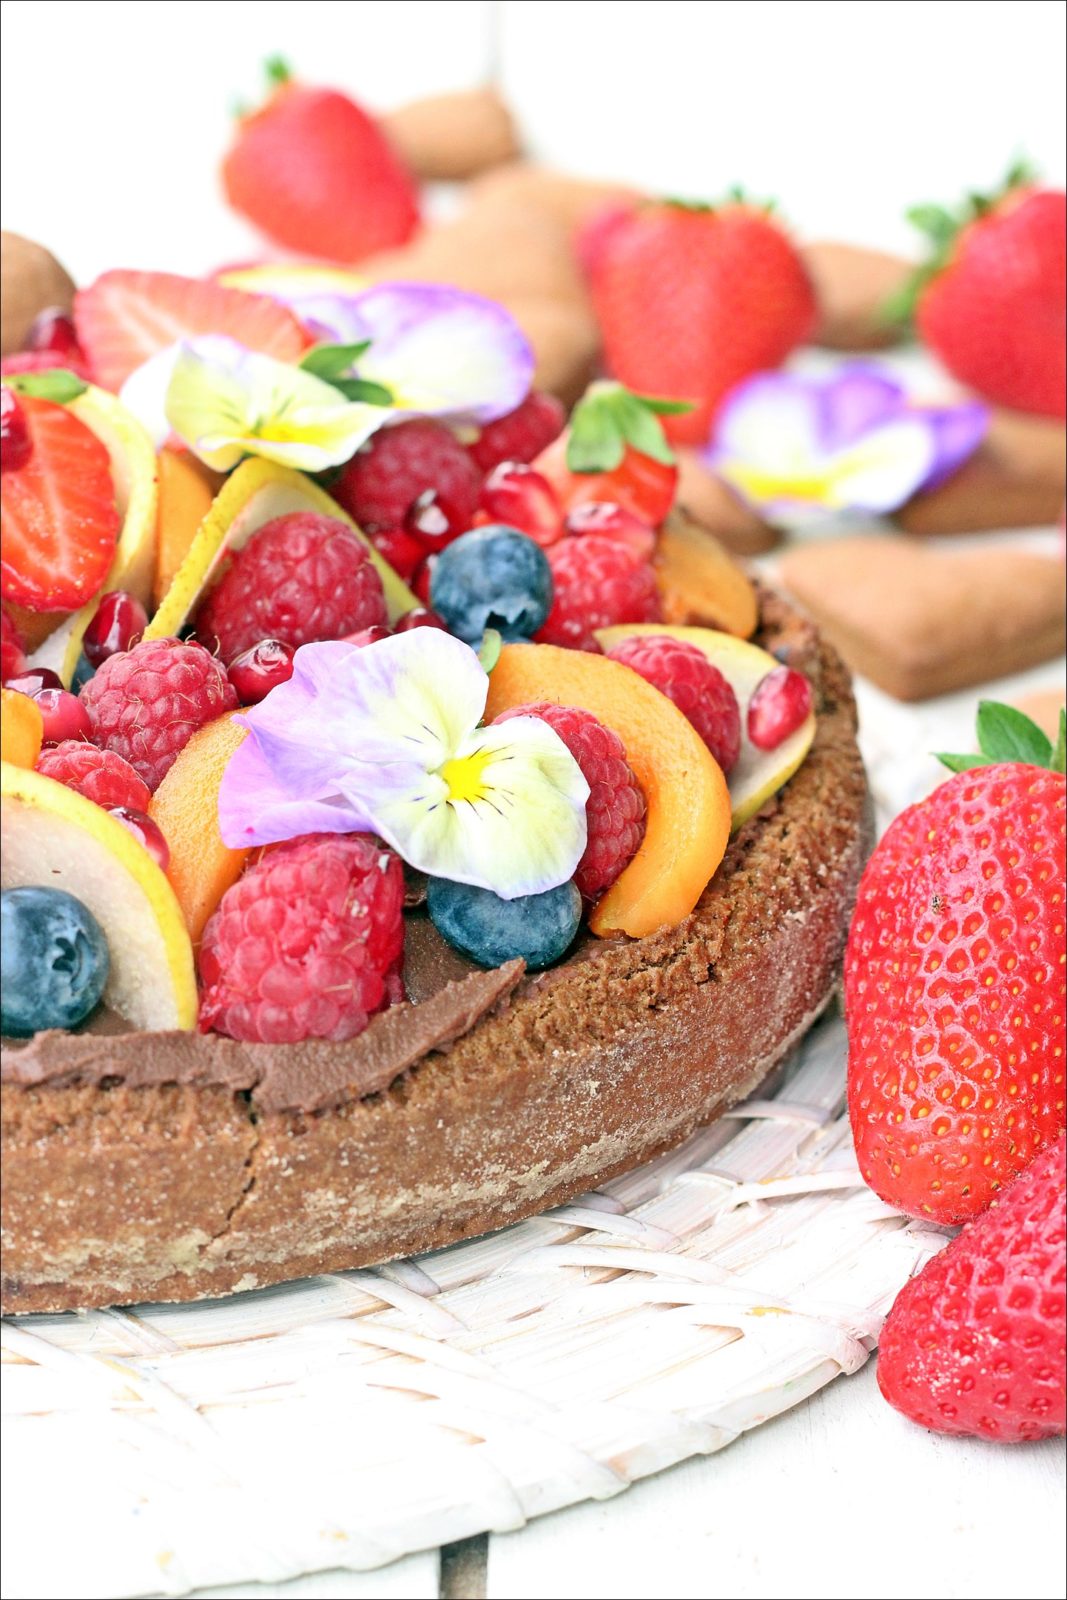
[822,418,937,512]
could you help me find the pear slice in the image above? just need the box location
[144,458,418,645]
[0,763,197,1031]
[595,623,817,831]
[27,385,160,686]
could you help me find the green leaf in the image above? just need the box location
[564,383,677,473]
[976,700,1053,768]
[634,394,694,416]
[566,394,625,473]
[300,341,372,380]
[1050,708,1066,775]
[332,378,393,406]
[934,751,1001,774]
[477,629,502,674]
[5,368,87,402]
[264,55,292,87]
[615,391,675,465]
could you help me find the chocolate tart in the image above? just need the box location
[1,590,870,1314]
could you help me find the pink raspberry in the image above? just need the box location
[607,633,741,774]
[494,701,646,901]
[36,740,153,812]
[537,535,661,652]
[468,392,566,473]
[195,512,386,663]
[332,417,480,536]
[80,636,238,791]
[198,832,405,1044]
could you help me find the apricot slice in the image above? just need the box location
[154,448,224,610]
[148,711,249,944]
[484,642,731,939]
[654,511,759,639]
[0,687,43,769]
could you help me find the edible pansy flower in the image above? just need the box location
[162,337,389,471]
[704,366,988,520]
[218,629,590,900]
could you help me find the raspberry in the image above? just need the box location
[198,832,405,1044]
[607,634,741,773]
[468,392,566,473]
[537,536,661,652]
[80,637,238,791]
[36,740,152,812]
[332,418,480,537]
[495,702,646,901]
[195,512,386,663]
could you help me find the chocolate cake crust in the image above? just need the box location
[1,592,870,1313]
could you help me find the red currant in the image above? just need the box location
[747,667,814,750]
[82,591,149,669]
[343,625,392,648]
[6,667,63,697]
[26,308,85,367]
[413,556,437,605]
[34,687,93,744]
[394,607,448,633]
[565,501,656,561]
[109,807,170,871]
[1,387,32,474]
[227,639,295,704]
[371,526,425,581]
[479,462,564,548]
[404,489,471,552]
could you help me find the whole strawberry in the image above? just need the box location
[222,59,419,262]
[589,199,817,446]
[906,168,1066,418]
[846,702,1066,1224]
[878,1132,1066,1443]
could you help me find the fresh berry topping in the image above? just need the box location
[36,740,153,812]
[5,667,62,697]
[393,607,448,632]
[0,394,120,612]
[747,666,814,750]
[194,512,387,663]
[80,637,238,792]
[478,462,565,547]
[1,608,26,682]
[534,387,680,525]
[333,418,481,541]
[1,387,32,473]
[227,638,296,704]
[369,525,425,580]
[427,877,582,971]
[70,653,95,694]
[403,488,467,551]
[877,1133,1066,1442]
[343,625,393,648]
[82,590,149,669]
[537,536,660,653]
[26,307,85,368]
[564,500,657,561]
[846,761,1066,1223]
[0,349,90,381]
[221,65,419,263]
[108,807,171,872]
[468,392,566,474]
[73,269,309,394]
[607,634,741,773]
[413,555,436,605]
[495,702,646,901]
[430,525,553,645]
[199,832,405,1043]
[0,886,109,1037]
[33,687,93,746]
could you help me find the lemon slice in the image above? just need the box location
[595,623,817,831]
[0,763,198,1031]
[145,458,418,645]
[27,385,160,686]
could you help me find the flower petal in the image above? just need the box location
[711,372,823,472]
[218,729,375,847]
[923,401,989,489]
[817,365,905,451]
[822,417,937,512]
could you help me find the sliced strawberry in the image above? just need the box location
[74,270,310,393]
[0,394,121,612]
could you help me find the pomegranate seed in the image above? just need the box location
[371,526,425,581]
[1,387,32,473]
[413,556,437,605]
[26,307,84,366]
[227,638,295,703]
[479,462,565,547]
[343,625,392,648]
[747,667,814,751]
[565,501,657,561]
[394,607,448,633]
[34,687,93,744]
[82,591,149,668]
[109,807,170,871]
[5,667,63,697]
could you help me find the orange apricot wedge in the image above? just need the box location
[1,687,44,769]
[654,511,759,639]
[154,448,224,610]
[484,642,731,939]
[148,711,249,944]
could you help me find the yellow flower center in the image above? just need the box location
[440,747,494,805]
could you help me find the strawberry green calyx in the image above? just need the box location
[936,699,1066,775]
[264,55,293,89]
[565,382,691,473]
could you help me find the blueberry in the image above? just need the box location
[0,887,110,1037]
[70,652,95,693]
[427,877,582,971]
[429,524,552,645]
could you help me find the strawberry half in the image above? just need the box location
[74,269,310,393]
[0,393,121,612]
